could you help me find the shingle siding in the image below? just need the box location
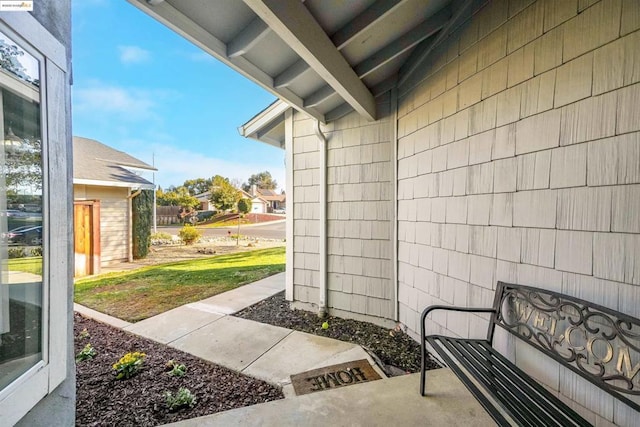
[396,0,640,424]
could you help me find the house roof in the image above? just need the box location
[256,188,285,202]
[73,136,157,190]
[127,0,483,124]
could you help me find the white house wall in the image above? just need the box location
[396,0,639,424]
[74,185,130,265]
[291,94,396,325]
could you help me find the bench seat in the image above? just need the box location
[426,335,590,426]
[420,282,640,426]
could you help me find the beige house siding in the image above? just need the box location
[291,94,396,324]
[395,0,640,424]
[74,184,130,265]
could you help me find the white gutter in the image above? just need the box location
[284,109,294,301]
[314,120,328,318]
[73,178,155,190]
[391,88,399,321]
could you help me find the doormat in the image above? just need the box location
[290,359,382,396]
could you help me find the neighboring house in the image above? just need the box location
[240,189,269,214]
[195,190,214,211]
[250,186,286,212]
[73,136,156,277]
[133,0,640,424]
[0,3,75,425]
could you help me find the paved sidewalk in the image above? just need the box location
[75,272,494,425]
[75,273,384,396]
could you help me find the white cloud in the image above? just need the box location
[73,82,165,121]
[118,45,151,64]
[128,143,285,192]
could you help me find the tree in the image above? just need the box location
[182,178,212,196]
[237,198,252,215]
[156,186,199,209]
[242,171,277,192]
[235,198,252,245]
[210,175,241,212]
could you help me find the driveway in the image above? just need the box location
[161,220,285,240]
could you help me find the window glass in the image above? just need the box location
[0,29,43,391]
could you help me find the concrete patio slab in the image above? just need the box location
[165,370,495,427]
[242,331,372,385]
[123,305,224,344]
[169,316,292,372]
[194,272,285,314]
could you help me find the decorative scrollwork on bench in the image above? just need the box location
[495,284,640,397]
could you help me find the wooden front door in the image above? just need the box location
[73,201,100,277]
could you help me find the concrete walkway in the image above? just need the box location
[74,272,494,426]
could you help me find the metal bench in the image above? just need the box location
[420,281,640,426]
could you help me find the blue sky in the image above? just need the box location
[72,0,283,190]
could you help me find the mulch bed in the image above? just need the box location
[74,313,283,427]
[234,292,441,376]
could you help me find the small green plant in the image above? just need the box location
[178,225,201,245]
[165,360,187,377]
[76,343,97,362]
[78,328,90,340]
[164,387,196,411]
[113,351,146,379]
[321,321,329,330]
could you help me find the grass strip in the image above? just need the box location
[74,247,285,322]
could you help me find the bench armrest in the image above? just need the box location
[421,305,495,324]
[420,305,496,339]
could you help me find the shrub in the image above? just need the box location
[112,351,146,379]
[30,246,42,257]
[178,225,201,245]
[8,247,26,258]
[76,343,97,362]
[164,387,196,411]
[132,190,154,259]
[196,210,215,222]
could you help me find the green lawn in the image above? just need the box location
[8,256,43,276]
[74,247,285,322]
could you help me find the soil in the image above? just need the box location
[235,292,441,376]
[74,313,283,427]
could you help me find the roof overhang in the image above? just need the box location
[73,178,156,191]
[238,100,289,149]
[127,0,484,124]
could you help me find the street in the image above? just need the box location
[159,220,285,240]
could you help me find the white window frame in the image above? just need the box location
[0,13,70,425]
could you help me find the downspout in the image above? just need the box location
[314,120,328,318]
[391,88,399,322]
[127,189,142,262]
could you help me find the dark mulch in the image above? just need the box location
[234,292,441,376]
[74,313,283,427]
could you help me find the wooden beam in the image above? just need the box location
[325,102,354,122]
[398,0,482,86]
[245,0,376,121]
[354,5,450,79]
[274,0,406,89]
[274,58,310,88]
[227,17,271,58]
[304,85,338,107]
[331,0,405,49]
[127,0,326,122]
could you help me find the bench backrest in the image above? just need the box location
[491,282,640,412]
